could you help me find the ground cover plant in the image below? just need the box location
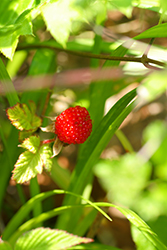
[1,0,167,249]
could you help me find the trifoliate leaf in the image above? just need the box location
[6,102,42,131]
[12,136,52,183]
[14,228,93,250]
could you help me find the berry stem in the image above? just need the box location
[41,138,55,144]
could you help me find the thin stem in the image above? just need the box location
[142,17,164,69]
[143,37,155,57]
[115,129,134,153]
[17,43,166,68]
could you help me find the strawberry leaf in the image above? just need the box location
[19,135,40,154]
[41,144,53,172]
[14,228,93,250]
[6,102,42,131]
[12,136,52,183]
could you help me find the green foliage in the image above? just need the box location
[2,189,167,249]
[42,1,79,48]
[94,154,151,207]
[13,228,93,250]
[135,23,167,39]
[0,240,12,250]
[7,102,42,132]
[1,0,167,250]
[12,136,52,183]
[0,0,35,59]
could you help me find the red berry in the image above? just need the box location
[55,106,92,144]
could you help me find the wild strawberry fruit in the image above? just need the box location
[55,106,92,144]
[41,105,92,157]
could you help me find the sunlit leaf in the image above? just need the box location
[42,1,79,47]
[108,0,133,18]
[3,189,167,250]
[12,136,52,183]
[40,144,53,172]
[132,0,160,11]
[12,151,43,184]
[0,0,46,59]
[115,205,167,250]
[134,23,167,39]
[19,135,40,154]
[132,225,157,250]
[0,239,12,250]
[14,228,93,250]
[6,102,42,131]
[0,9,33,60]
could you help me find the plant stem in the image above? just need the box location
[115,129,134,153]
[17,43,166,68]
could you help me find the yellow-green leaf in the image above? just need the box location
[12,136,53,183]
[7,102,42,131]
[19,136,40,154]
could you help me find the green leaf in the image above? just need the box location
[0,9,33,60]
[0,0,47,59]
[0,239,12,250]
[14,228,93,250]
[42,1,79,47]
[132,225,157,250]
[12,136,52,183]
[115,205,167,250]
[108,0,133,18]
[0,0,44,26]
[132,0,160,11]
[134,23,167,39]
[19,135,40,154]
[40,144,53,172]
[4,190,166,250]
[6,102,42,131]
[6,51,27,78]
[0,58,20,106]
[28,49,56,75]
[2,190,111,243]
[12,151,43,184]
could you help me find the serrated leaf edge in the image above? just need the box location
[18,135,40,154]
[16,227,93,249]
[6,102,42,131]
